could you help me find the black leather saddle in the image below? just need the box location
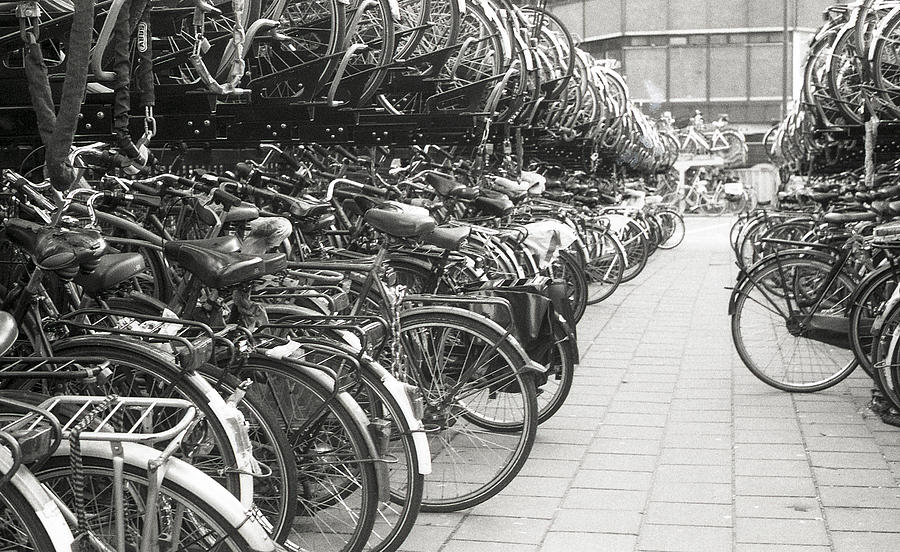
[822,211,877,224]
[422,225,471,251]
[4,219,107,279]
[473,192,514,217]
[425,172,464,196]
[364,203,436,238]
[73,253,146,296]
[164,239,287,289]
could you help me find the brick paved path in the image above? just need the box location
[400,217,900,552]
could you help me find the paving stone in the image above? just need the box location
[734,496,823,519]
[651,482,732,504]
[638,524,733,552]
[439,541,538,552]
[581,453,658,472]
[589,438,661,456]
[812,467,897,487]
[819,486,900,509]
[549,509,643,534]
[658,447,732,466]
[826,508,900,532]
[735,476,817,497]
[734,459,813,478]
[807,451,890,469]
[397,525,455,552]
[735,518,829,546]
[562,488,648,510]
[541,532,638,552]
[831,530,900,551]
[654,463,732,483]
[452,516,550,544]
[644,501,733,527]
[528,443,589,461]
[469,495,562,519]
[519,459,581,479]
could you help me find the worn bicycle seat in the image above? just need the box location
[422,225,470,251]
[364,204,436,238]
[823,211,876,224]
[0,311,17,356]
[447,186,479,201]
[73,252,146,296]
[425,171,464,196]
[164,241,287,289]
[544,190,573,202]
[175,235,243,254]
[285,197,331,219]
[223,202,260,224]
[473,194,514,217]
[4,219,107,279]
[808,191,839,203]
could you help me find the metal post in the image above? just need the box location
[782,0,789,118]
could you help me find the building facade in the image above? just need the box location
[548,0,842,134]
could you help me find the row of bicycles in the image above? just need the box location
[764,0,900,170]
[0,0,680,176]
[727,162,900,425]
[0,138,685,552]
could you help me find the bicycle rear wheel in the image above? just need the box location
[238,355,379,552]
[657,209,685,250]
[731,255,858,392]
[398,309,537,512]
[619,219,649,282]
[585,231,624,304]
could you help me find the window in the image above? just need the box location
[710,34,728,45]
[728,34,747,44]
[625,0,666,32]
[688,35,708,45]
[670,46,707,100]
[669,0,706,30]
[670,36,688,46]
[705,0,746,28]
[549,2,584,38]
[710,46,747,99]
[583,0,621,37]
[749,44,782,97]
[623,47,667,102]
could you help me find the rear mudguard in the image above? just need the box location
[728,248,837,316]
[400,305,547,374]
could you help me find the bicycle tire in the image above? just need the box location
[552,249,588,324]
[585,231,624,304]
[236,355,380,552]
[398,309,537,512]
[43,336,244,498]
[731,255,859,392]
[849,264,897,379]
[0,458,70,552]
[619,219,649,283]
[657,209,685,250]
[35,443,271,552]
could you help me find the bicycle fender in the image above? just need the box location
[400,305,547,374]
[0,448,76,552]
[728,248,838,316]
[51,441,277,551]
[249,353,381,471]
[373,364,432,475]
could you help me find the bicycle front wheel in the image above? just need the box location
[731,256,858,392]
[398,310,538,512]
[656,209,685,250]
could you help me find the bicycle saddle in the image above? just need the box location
[284,197,331,219]
[473,194,514,217]
[424,171,464,196]
[808,191,839,203]
[3,219,107,279]
[164,241,287,289]
[872,184,900,200]
[0,311,17,356]
[447,186,479,201]
[544,190,573,202]
[364,203,436,238]
[823,211,876,224]
[223,202,260,224]
[73,252,146,296]
[177,235,243,254]
[422,225,470,251]
[491,176,530,195]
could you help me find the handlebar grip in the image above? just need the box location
[360,185,387,197]
[212,188,242,208]
[131,193,162,209]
